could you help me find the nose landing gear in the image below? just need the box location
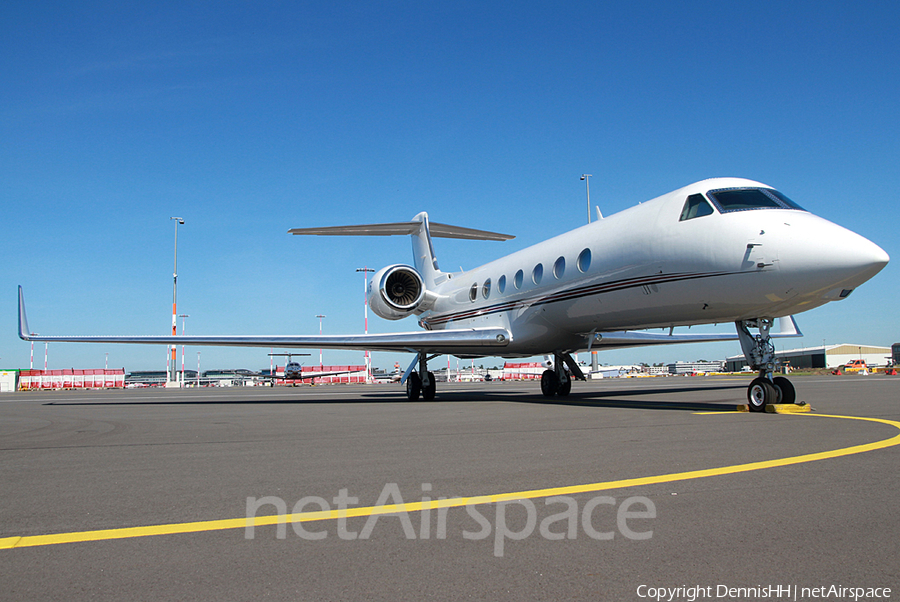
[737,319,796,411]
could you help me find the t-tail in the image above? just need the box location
[289,213,513,320]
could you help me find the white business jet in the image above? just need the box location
[18,177,888,411]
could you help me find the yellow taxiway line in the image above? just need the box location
[2,412,898,550]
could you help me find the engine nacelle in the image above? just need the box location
[368,264,427,320]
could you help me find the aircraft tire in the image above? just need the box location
[407,372,422,401]
[773,376,796,405]
[541,370,558,397]
[557,374,572,397]
[747,377,775,412]
[423,372,436,401]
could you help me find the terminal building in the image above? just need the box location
[667,361,725,375]
[725,343,892,372]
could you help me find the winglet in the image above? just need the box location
[18,286,32,341]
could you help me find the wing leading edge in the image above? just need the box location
[17,287,510,354]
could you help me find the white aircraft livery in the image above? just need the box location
[18,177,888,410]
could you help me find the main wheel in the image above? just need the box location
[747,377,775,412]
[407,372,422,401]
[423,371,436,401]
[557,373,572,397]
[772,376,796,405]
[540,370,559,397]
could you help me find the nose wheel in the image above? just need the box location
[747,377,776,411]
[746,375,796,411]
[772,376,795,404]
[737,319,797,412]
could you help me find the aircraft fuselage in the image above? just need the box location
[418,178,887,357]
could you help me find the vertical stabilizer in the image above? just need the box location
[409,212,442,287]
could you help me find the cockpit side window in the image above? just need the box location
[679,193,715,221]
[707,188,807,213]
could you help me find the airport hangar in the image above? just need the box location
[724,343,893,372]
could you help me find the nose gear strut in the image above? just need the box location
[736,319,796,411]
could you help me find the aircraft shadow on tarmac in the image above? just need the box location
[43,383,747,413]
[417,383,747,412]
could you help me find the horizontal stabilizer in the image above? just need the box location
[289,221,514,241]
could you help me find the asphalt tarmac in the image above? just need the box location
[1,375,898,601]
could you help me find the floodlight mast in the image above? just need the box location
[316,314,326,368]
[169,217,184,385]
[580,174,592,224]
[357,267,376,383]
[179,314,189,384]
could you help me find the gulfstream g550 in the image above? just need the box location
[18,177,888,410]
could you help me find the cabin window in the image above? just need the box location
[577,248,591,273]
[482,279,491,299]
[514,269,524,289]
[498,275,506,293]
[706,188,806,213]
[553,256,565,279]
[532,263,543,285]
[469,283,478,302]
[679,194,715,221]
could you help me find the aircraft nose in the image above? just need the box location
[860,239,890,271]
[789,219,889,294]
[771,211,889,303]
[834,230,889,279]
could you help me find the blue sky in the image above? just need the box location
[2,1,898,372]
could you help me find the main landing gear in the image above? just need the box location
[737,319,796,412]
[405,352,437,401]
[540,352,586,398]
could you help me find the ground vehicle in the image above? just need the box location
[843,359,869,373]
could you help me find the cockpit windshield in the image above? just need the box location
[706,188,806,213]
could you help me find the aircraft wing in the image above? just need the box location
[17,287,510,354]
[589,316,802,350]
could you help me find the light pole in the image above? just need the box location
[179,314,189,385]
[169,217,184,384]
[581,174,592,224]
[357,267,375,383]
[197,351,201,387]
[316,314,326,369]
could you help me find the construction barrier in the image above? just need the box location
[275,365,367,385]
[18,369,125,391]
[502,362,545,380]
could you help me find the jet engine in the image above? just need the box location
[368,264,427,320]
